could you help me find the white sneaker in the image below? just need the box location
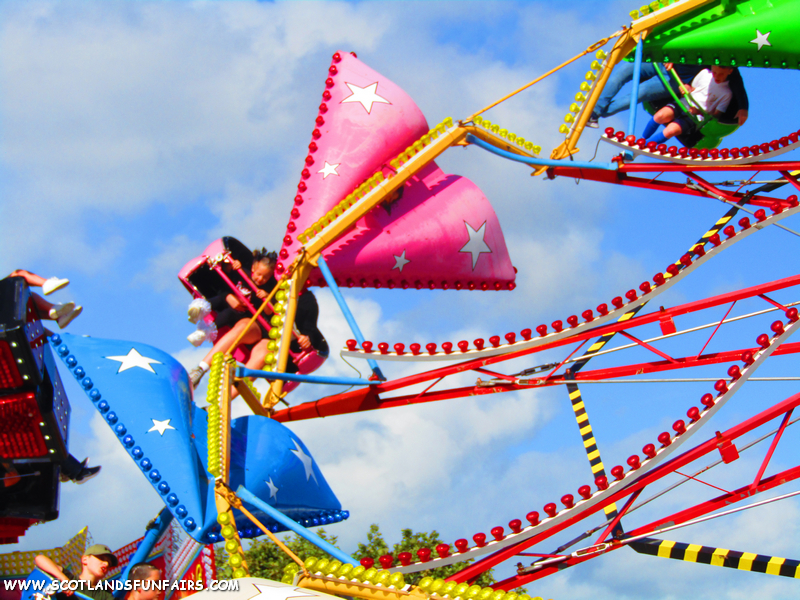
[48,302,75,320]
[189,367,206,387]
[187,298,211,324]
[57,305,82,329]
[42,277,69,295]
[187,330,207,347]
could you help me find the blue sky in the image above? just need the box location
[3,1,800,598]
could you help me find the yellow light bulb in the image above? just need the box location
[586,71,597,80]
[559,124,569,134]
[315,559,329,574]
[564,114,575,123]
[418,577,434,591]
[596,50,607,60]
[590,60,601,70]
[575,92,586,102]
[580,82,591,91]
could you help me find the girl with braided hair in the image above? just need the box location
[188,247,278,387]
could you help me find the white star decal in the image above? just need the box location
[751,29,771,51]
[148,419,176,436]
[265,477,279,499]
[247,582,319,600]
[459,221,492,270]
[341,82,390,114]
[318,161,340,179]
[392,250,410,272]
[105,348,162,374]
[290,439,318,485]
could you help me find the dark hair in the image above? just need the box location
[253,248,277,267]
[128,563,160,582]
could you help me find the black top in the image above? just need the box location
[291,291,329,355]
[211,275,278,330]
[672,65,749,123]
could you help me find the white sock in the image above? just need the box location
[199,361,210,372]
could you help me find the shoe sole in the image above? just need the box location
[43,278,69,296]
[58,306,83,329]
[75,467,101,484]
[50,302,75,319]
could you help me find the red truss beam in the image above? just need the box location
[447,392,800,583]
[493,463,800,589]
[273,275,800,422]
[544,166,794,208]
[337,342,800,411]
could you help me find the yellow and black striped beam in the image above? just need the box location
[566,306,643,520]
[565,200,746,523]
[631,539,800,579]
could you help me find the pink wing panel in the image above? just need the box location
[278,51,515,290]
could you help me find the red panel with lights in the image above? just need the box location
[0,391,48,459]
[0,340,23,390]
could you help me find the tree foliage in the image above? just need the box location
[215,524,524,592]
[353,524,497,587]
[216,529,339,581]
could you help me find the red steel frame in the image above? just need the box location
[273,274,800,423]
[544,162,800,208]
[454,392,800,587]
[269,159,800,584]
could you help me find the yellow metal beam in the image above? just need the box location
[302,125,468,262]
[234,379,270,416]
[295,574,425,600]
[631,0,714,34]
[550,0,715,163]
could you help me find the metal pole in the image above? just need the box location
[239,367,374,387]
[317,256,385,380]
[625,37,644,160]
[236,486,354,566]
[114,508,174,598]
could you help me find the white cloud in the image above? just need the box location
[4,2,800,598]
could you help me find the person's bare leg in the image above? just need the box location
[201,319,261,365]
[229,339,270,400]
[9,269,46,287]
[662,122,683,140]
[31,293,55,319]
[653,106,675,125]
[245,339,270,371]
[190,320,261,387]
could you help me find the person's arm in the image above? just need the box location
[34,554,74,595]
[293,294,321,350]
[35,555,68,581]
[225,294,246,312]
[728,68,749,112]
